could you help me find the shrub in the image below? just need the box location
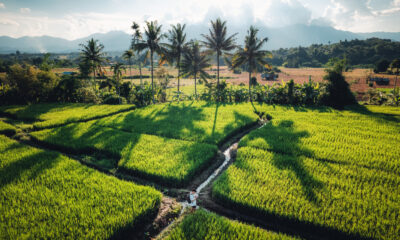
[103,94,127,104]
[74,87,100,104]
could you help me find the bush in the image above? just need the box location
[103,94,127,104]
[6,64,60,103]
[74,87,100,104]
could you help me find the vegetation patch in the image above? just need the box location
[0,103,134,129]
[30,120,218,187]
[0,135,161,239]
[0,120,16,136]
[95,101,259,145]
[162,209,299,240]
[213,105,400,240]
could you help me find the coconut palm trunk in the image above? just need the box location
[139,62,143,86]
[248,70,252,99]
[216,53,220,86]
[194,73,197,96]
[151,51,154,103]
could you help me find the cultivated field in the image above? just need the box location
[212,105,400,240]
[1,102,399,239]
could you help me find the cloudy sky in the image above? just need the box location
[0,0,399,40]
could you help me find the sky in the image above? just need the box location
[0,0,399,40]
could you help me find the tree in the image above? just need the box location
[323,57,356,109]
[131,22,148,86]
[230,26,271,97]
[374,59,390,73]
[111,62,126,103]
[202,18,237,86]
[390,58,400,90]
[79,38,106,89]
[181,41,211,97]
[165,23,187,96]
[123,50,134,79]
[133,21,166,103]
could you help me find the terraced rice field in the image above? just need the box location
[0,135,161,239]
[0,103,134,129]
[162,210,299,240]
[212,105,400,240]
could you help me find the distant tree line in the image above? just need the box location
[270,38,400,69]
[2,19,397,108]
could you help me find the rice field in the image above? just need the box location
[0,135,161,239]
[0,103,134,129]
[95,101,259,145]
[162,210,299,240]
[212,105,400,240]
[31,120,218,186]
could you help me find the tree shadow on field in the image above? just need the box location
[346,104,400,124]
[0,141,62,189]
[256,120,323,204]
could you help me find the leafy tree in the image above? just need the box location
[202,18,237,86]
[180,41,211,97]
[123,50,134,78]
[165,23,187,96]
[230,26,271,97]
[374,59,390,73]
[323,58,356,109]
[79,38,107,89]
[134,21,166,103]
[390,58,400,90]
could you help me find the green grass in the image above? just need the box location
[0,121,16,135]
[30,120,218,186]
[162,210,299,240]
[213,147,400,240]
[360,105,400,116]
[95,101,259,145]
[0,103,134,129]
[0,135,161,239]
[212,105,400,240]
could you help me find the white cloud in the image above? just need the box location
[0,0,399,40]
[0,3,5,9]
[20,8,31,14]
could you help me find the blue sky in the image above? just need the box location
[0,0,399,39]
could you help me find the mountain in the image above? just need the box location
[0,25,399,54]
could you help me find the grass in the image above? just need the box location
[95,101,259,145]
[0,120,16,135]
[0,135,161,239]
[0,103,134,129]
[212,105,400,240]
[30,120,218,187]
[162,209,300,240]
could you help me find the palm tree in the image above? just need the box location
[134,21,166,103]
[131,22,147,86]
[166,23,187,95]
[79,38,106,89]
[181,41,210,97]
[230,26,271,98]
[111,62,126,103]
[123,49,134,79]
[202,18,237,86]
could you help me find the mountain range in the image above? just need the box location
[1,24,399,54]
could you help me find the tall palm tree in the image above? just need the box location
[181,41,210,97]
[131,22,146,86]
[166,23,187,95]
[230,26,272,97]
[111,62,126,103]
[202,18,237,86]
[123,49,134,79]
[79,38,106,89]
[134,21,166,103]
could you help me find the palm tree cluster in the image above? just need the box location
[79,18,272,103]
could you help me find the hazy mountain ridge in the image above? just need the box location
[1,24,399,54]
